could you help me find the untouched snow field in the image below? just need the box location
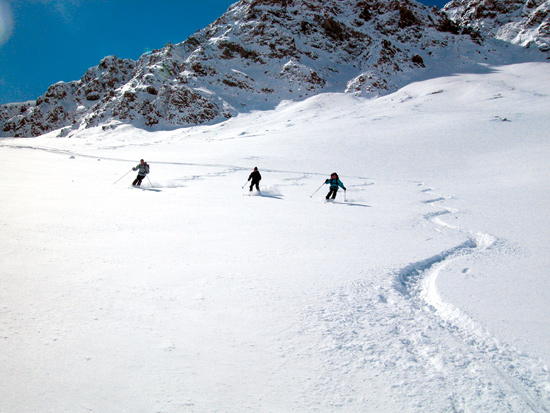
[1,62,550,412]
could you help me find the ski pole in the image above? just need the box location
[310,182,325,198]
[242,180,249,189]
[114,168,133,184]
[146,175,153,188]
[344,189,347,202]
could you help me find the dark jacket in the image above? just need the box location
[248,171,261,183]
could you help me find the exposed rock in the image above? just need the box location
[1,0,548,137]
[445,0,550,50]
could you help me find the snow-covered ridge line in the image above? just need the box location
[445,0,550,51]
[1,0,549,138]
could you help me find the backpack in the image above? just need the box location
[145,163,150,174]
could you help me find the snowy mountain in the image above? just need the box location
[1,0,549,137]
[445,0,550,50]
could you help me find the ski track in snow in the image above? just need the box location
[294,182,550,412]
[0,143,374,183]
[2,141,549,411]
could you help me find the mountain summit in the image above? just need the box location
[445,0,550,50]
[1,0,548,137]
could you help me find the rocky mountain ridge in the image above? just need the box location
[1,0,549,138]
[445,0,550,50]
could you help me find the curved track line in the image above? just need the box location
[406,185,550,411]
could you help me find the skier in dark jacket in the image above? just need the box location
[325,172,346,200]
[132,159,150,186]
[248,167,262,192]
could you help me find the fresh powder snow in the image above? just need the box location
[1,62,549,411]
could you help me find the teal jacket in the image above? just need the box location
[325,178,345,190]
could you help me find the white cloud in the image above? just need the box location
[0,0,14,47]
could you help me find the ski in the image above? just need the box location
[131,186,162,192]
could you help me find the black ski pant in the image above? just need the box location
[133,174,145,186]
[249,180,260,191]
[326,188,338,199]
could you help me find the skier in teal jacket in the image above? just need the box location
[325,172,346,200]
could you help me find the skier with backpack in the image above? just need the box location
[248,167,262,192]
[132,159,150,187]
[324,172,346,201]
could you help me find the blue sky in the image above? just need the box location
[0,0,449,105]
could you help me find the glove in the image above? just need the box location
[132,167,136,171]
[344,187,347,191]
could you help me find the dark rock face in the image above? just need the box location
[2,56,135,137]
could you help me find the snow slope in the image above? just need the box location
[1,62,549,411]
